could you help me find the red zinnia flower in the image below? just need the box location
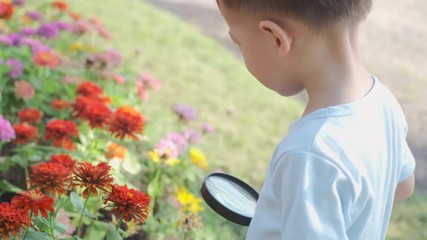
[72,162,114,198]
[18,108,43,124]
[108,106,144,141]
[51,99,70,110]
[103,184,151,223]
[81,101,112,129]
[53,0,68,11]
[105,142,127,160]
[71,96,97,118]
[76,81,103,99]
[30,162,73,195]
[33,50,60,69]
[48,154,76,169]
[12,190,54,218]
[12,123,38,144]
[0,2,14,20]
[0,202,31,240]
[45,119,79,150]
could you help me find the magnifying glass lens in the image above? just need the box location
[201,173,259,226]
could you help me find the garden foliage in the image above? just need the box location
[0,1,212,239]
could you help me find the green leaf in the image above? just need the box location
[53,220,68,234]
[106,225,123,240]
[82,209,98,219]
[70,192,83,211]
[0,180,23,193]
[25,229,51,240]
[34,216,50,232]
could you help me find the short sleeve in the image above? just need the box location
[399,140,416,182]
[271,151,351,240]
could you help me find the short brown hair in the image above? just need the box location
[221,0,372,30]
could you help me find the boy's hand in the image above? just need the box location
[394,173,415,204]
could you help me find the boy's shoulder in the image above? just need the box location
[271,77,407,171]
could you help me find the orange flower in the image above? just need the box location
[108,106,144,141]
[81,101,112,129]
[0,202,31,240]
[12,123,38,144]
[72,162,114,198]
[33,50,60,69]
[30,162,73,195]
[18,108,43,124]
[103,184,151,223]
[51,99,70,110]
[12,190,54,218]
[45,119,79,150]
[105,142,126,160]
[69,11,81,20]
[0,2,14,20]
[48,154,76,169]
[76,81,103,99]
[52,0,68,11]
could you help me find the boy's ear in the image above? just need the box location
[259,20,292,56]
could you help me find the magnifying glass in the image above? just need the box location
[200,173,259,226]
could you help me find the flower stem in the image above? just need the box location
[115,215,124,231]
[22,210,33,240]
[76,193,91,237]
[24,166,30,190]
[48,212,55,238]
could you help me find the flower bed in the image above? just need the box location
[0,1,212,239]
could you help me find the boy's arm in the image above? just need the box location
[272,152,350,240]
[394,173,415,204]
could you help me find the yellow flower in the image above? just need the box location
[189,148,208,169]
[149,150,180,166]
[165,158,180,166]
[68,42,95,53]
[176,187,203,213]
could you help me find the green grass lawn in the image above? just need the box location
[71,0,426,239]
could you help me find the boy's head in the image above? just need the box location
[217,0,372,96]
[220,0,372,32]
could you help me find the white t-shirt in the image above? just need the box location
[246,77,416,240]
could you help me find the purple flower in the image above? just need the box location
[183,129,202,145]
[37,23,59,39]
[6,59,24,79]
[9,33,23,46]
[26,11,42,21]
[53,21,73,32]
[20,27,37,37]
[21,38,49,53]
[0,115,15,142]
[202,122,214,135]
[12,0,26,6]
[173,104,197,121]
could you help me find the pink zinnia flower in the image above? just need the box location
[138,73,161,91]
[14,80,35,100]
[111,74,125,84]
[0,115,15,142]
[136,81,148,102]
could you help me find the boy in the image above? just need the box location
[216,0,416,239]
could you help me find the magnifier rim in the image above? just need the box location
[200,172,259,226]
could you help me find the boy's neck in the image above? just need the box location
[298,25,373,117]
